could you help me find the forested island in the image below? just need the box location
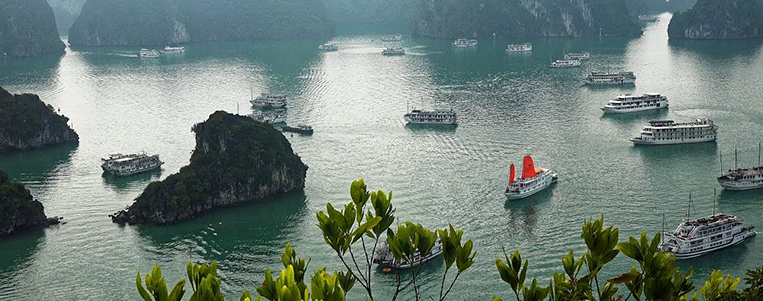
[68,0,335,47]
[0,169,61,238]
[0,0,65,58]
[0,87,78,153]
[111,111,307,225]
[414,0,642,39]
[668,0,763,39]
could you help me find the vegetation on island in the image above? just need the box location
[0,87,78,153]
[413,0,642,39]
[134,180,763,301]
[0,169,59,237]
[0,0,65,58]
[111,111,307,225]
[668,0,763,40]
[68,0,335,47]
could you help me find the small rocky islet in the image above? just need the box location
[110,111,307,225]
[0,87,79,153]
[0,169,62,238]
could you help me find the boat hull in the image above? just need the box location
[505,172,557,200]
[666,231,756,260]
[601,104,668,114]
[104,163,163,176]
[584,79,636,85]
[631,136,716,145]
[718,180,763,191]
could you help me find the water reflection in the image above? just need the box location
[599,108,669,122]
[0,53,63,89]
[0,143,78,182]
[404,123,458,133]
[101,169,163,192]
[669,39,763,59]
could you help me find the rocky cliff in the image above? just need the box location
[0,87,78,153]
[0,169,61,238]
[668,0,763,39]
[324,0,418,26]
[414,0,642,39]
[0,0,65,58]
[111,111,308,225]
[47,0,87,35]
[68,0,335,47]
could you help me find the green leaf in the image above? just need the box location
[608,271,641,284]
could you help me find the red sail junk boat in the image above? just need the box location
[505,155,558,200]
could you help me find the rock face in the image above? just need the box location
[668,0,763,40]
[324,0,418,26]
[0,0,65,58]
[111,111,308,225]
[0,169,61,238]
[0,87,79,153]
[414,0,642,39]
[47,0,88,35]
[68,0,335,47]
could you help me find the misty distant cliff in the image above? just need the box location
[68,0,335,47]
[414,0,642,39]
[47,0,87,35]
[668,0,763,40]
[0,0,65,58]
[324,0,418,26]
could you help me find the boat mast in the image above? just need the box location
[713,188,716,216]
[719,153,723,176]
[759,142,761,167]
[734,148,738,170]
[662,213,665,245]
[687,191,691,219]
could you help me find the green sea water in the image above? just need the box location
[1,15,763,300]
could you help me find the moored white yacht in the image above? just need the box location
[659,213,757,260]
[550,59,581,68]
[564,52,590,60]
[506,43,532,52]
[404,109,457,125]
[630,118,718,145]
[248,110,286,124]
[251,93,287,109]
[718,145,763,191]
[584,72,636,85]
[139,49,160,58]
[601,93,668,114]
[101,153,163,176]
[505,156,558,200]
[162,46,185,54]
[452,39,477,47]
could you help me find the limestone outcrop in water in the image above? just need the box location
[0,87,79,153]
[668,0,763,40]
[0,169,62,238]
[68,0,335,47]
[0,0,65,58]
[110,111,307,225]
[413,0,642,39]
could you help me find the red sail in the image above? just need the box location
[509,164,515,185]
[522,155,536,178]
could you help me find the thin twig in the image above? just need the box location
[440,271,462,301]
[438,267,450,301]
[336,251,371,297]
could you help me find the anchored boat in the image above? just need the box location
[630,118,717,145]
[550,59,581,68]
[373,239,443,269]
[282,125,313,135]
[404,109,457,125]
[601,93,668,114]
[505,156,558,200]
[101,153,163,176]
[660,212,756,260]
[584,72,636,85]
[718,144,763,191]
[248,110,286,124]
[506,43,532,52]
[251,93,287,109]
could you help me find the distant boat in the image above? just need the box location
[638,15,659,22]
[282,125,313,135]
[251,93,287,109]
[453,39,477,48]
[162,46,185,54]
[550,59,581,68]
[506,43,532,52]
[381,35,403,42]
[404,109,457,125]
[248,110,286,124]
[382,47,405,56]
[584,72,636,85]
[601,93,668,114]
[505,156,557,200]
[630,118,718,145]
[318,43,339,52]
[718,145,763,191]
[139,49,160,58]
[660,212,756,260]
[564,52,590,60]
[101,153,163,176]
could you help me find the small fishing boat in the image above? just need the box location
[505,156,557,200]
[282,125,313,135]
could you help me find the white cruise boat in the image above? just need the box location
[584,71,636,85]
[505,156,558,200]
[139,49,160,58]
[601,93,668,114]
[101,153,163,176]
[382,47,405,56]
[251,93,287,109]
[248,110,286,124]
[404,109,457,125]
[550,59,581,68]
[638,15,659,22]
[564,52,590,60]
[162,46,185,54]
[718,146,763,190]
[318,43,339,52]
[659,213,756,260]
[381,35,403,41]
[506,43,532,52]
[453,39,477,47]
[630,118,718,145]
[373,237,443,269]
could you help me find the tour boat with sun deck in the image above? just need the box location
[718,144,763,191]
[505,156,558,200]
[659,212,756,260]
[601,93,668,114]
[630,118,717,145]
